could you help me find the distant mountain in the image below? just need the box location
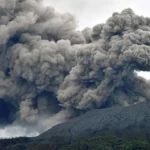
[1,102,150,150]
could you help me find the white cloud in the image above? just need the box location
[0,126,39,138]
[136,71,150,80]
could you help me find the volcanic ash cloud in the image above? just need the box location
[0,0,150,135]
[58,9,150,110]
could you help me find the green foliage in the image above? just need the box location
[60,136,116,150]
[28,136,70,150]
[0,137,32,150]
[118,138,150,150]
[1,135,150,150]
[60,136,150,150]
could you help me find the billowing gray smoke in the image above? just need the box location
[0,0,150,136]
[0,0,85,134]
[58,9,150,110]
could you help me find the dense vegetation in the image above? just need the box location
[1,134,150,150]
[26,135,150,150]
[0,137,32,150]
[61,136,150,150]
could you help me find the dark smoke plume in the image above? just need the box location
[0,0,150,136]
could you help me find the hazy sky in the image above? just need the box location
[43,0,150,80]
[43,0,150,29]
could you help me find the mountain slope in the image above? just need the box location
[39,102,150,141]
[1,102,150,150]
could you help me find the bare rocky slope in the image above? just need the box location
[38,102,150,141]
